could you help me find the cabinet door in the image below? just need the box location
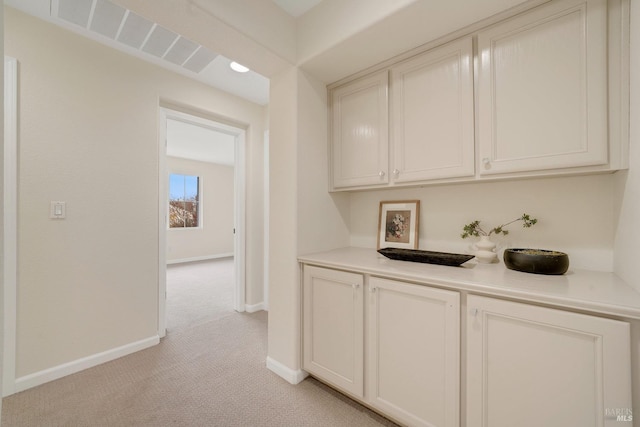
[466,295,632,427]
[477,0,608,175]
[391,37,475,183]
[330,70,389,189]
[367,277,460,427]
[303,266,364,397]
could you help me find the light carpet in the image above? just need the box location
[2,259,397,426]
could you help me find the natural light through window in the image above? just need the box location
[169,174,200,228]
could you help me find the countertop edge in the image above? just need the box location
[298,247,640,321]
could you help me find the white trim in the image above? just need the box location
[263,131,269,311]
[3,57,18,397]
[266,357,308,385]
[245,302,265,313]
[166,253,233,265]
[158,108,168,338]
[234,131,247,313]
[14,336,160,394]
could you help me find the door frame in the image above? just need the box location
[3,57,18,396]
[158,107,246,337]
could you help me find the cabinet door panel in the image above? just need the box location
[331,71,389,189]
[477,0,607,175]
[467,295,632,427]
[368,277,460,427]
[303,266,364,397]
[391,37,475,182]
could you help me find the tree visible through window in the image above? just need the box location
[169,174,200,228]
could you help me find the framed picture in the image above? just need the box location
[377,200,420,249]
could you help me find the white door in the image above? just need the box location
[367,277,460,427]
[466,295,632,427]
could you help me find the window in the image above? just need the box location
[169,174,200,228]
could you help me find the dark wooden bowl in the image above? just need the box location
[378,248,474,267]
[503,249,569,275]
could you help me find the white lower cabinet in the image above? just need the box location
[302,266,633,427]
[466,295,632,427]
[302,266,364,398]
[302,266,460,426]
[367,277,460,427]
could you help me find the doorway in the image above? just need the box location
[158,107,246,338]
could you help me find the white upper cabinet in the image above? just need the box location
[477,0,608,175]
[330,70,389,189]
[391,37,475,182]
[328,0,628,190]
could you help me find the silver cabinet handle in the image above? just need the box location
[392,169,399,177]
[378,171,386,178]
[352,283,360,289]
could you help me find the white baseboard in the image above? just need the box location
[266,357,308,385]
[13,335,160,394]
[167,253,233,265]
[245,302,266,313]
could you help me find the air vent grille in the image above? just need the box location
[165,37,199,66]
[57,0,92,27]
[89,0,125,39]
[53,0,218,74]
[117,11,154,49]
[142,25,178,58]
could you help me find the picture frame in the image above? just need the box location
[377,200,420,250]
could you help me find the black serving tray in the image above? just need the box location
[378,248,475,267]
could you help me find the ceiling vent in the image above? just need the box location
[53,0,218,74]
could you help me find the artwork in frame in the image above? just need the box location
[377,200,420,250]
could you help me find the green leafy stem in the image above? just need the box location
[461,214,538,238]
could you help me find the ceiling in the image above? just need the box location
[272,0,323,17]
[5,0,281,105]
[166,119,236,166]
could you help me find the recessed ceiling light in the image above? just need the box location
[230,61,250,73]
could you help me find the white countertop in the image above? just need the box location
[298,247,640,320]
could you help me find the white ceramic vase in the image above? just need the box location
[475,235,498,263]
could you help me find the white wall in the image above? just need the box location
[166,157,234,263]
[5,6,266,379]
[267,67,351,379]
[267,67,300,374]
[350,174,617,271]
[296,70,351,256]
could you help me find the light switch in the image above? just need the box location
[50,201,66,219]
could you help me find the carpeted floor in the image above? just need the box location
[165,258,236,332]
[2,259,397,426]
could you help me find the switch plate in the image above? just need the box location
[50,201,66,219]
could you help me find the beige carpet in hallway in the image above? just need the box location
[2,259,397,426]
